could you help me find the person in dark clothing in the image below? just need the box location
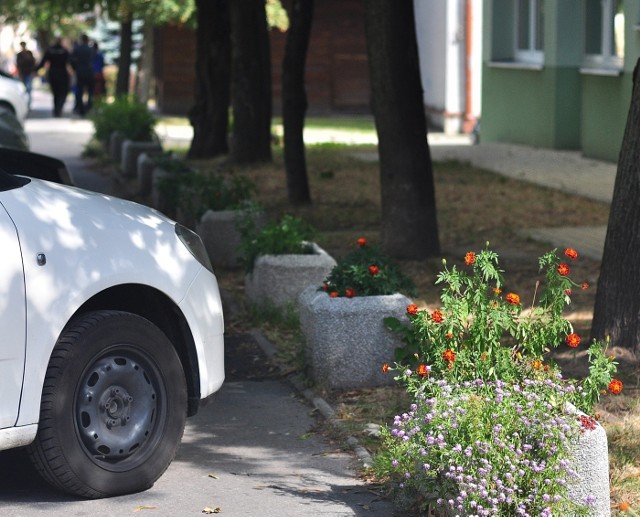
[70,34,94,116]
[37,37,71,117]
[16,41,36,107]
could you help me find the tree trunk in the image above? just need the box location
[363,0,440,259]
[229,0,272,164]
[591,58,640,354]
[188,0,231,159]
[115,17,133,96]
[282,0,313,205]
[136,24,154,104]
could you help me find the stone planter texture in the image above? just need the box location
[299,285,411,390]
[244,243,336,309]
[121,140,163,178]
[137,152,157,196]
[108,131,125,162]
[569,414,610,516]
[151,167,174,215]
[197,209,266,268]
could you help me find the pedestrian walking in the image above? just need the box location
[92,41,106,104]
[70,34,94,116]
[36,37,71,117]
[15,41,36,108]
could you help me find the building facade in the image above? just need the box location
[482,0,640,161]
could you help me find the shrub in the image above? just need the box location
[321,237,415,298]
[239,213,316,273]
[90,96,157,143]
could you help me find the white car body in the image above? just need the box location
[0,73,29,124]
[0,170,224,495]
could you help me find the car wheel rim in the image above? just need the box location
[75,348,166,471]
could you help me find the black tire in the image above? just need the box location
[27,310,187,498]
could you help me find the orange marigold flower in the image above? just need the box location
[368,265,380,276]
[532,359,543,370]
[558,263,570,276]
[566,333,581,348]
[506,293,520,305]
[565,288,572,296]
[464,251,476,266]
[565,248,579,260]
[431,309,444,323]
[493,287,502,295]
[416,364,430,377]
[357,237,368,247]
[406,304,419,315]
[618,502,630,512]
[382,363,389,374]
[609,379,623,394]
[442,349,456,363]
[481,352,487,362]
[345,287,356,298]
[446,332,454,340]
[582,282,589,290]
[329,291,339,298]
[609,355,615,361]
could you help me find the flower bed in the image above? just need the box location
[375,246,621,516]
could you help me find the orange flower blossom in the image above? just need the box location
[442,349,456,363]
[464,251,476,266]
[565,248,578,260]
[345,287,356,298]
[406,304,419,315]
[329,291,339,298]
[368,265,380,276]
[566,333,581,348]
[381,363,389,374]
[608,379,623,394]
[431,309,444,323]
[558,263,570,276]
[416,364,430,377]
[357,237,368,247]
[506,292,520,305]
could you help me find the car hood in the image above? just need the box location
[0,178,202,304]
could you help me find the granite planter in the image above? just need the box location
[245,243,336,309]
[121,139,163,178]
[298,285,411,390]
[196,208,265,268]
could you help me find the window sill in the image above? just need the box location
[489,60,544,71]
[579,67,623,77]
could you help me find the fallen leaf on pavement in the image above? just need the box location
[133,505,158,512]
[202,506,222,514]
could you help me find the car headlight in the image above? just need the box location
[175,223,214,273]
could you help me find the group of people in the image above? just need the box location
[15,34,105,118]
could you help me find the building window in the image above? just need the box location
[515,0,544,64]
[584,0,624,70]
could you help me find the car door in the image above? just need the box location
[0,201,26,429]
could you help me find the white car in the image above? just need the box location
[0,71,29,124]
[0,152,225,498]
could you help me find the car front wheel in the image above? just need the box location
[27,310,187,498]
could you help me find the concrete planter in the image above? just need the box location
[298,285,411,390]
[196,208,265,268]
[121,140,163,178]
[108,131,126,162]
[245,243,336,309]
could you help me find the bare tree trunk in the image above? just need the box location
[229,0,272,164]
[116,17,133,96]
[188,0,231,159]
[282,0,313,205]
[363,0,440,259]
[591,58,640,354]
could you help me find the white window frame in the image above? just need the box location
[514,0,544,65]
[583,0,624,71]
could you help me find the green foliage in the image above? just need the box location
[90,96,157,143]
[157,166,256,222]
[239,213,316,273]
[322,238,415,298]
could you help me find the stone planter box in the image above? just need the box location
[121,140,163,178]
[299,285,411,390]
[245,243,336,309]
[196,209,265,268]
[108,131,126,162]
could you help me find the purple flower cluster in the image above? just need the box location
[384,377,586,516]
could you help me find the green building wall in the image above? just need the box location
[482,0,640,162]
